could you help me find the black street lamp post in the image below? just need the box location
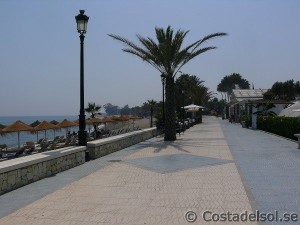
[160,73,166,125]
[75,10,89,146]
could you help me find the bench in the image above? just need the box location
[294,134,300,149]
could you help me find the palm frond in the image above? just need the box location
[190,32,227,54]
[109,27,227,79]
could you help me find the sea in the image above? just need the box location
[0,115,83,148]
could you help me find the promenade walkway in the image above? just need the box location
[0,116,299,225]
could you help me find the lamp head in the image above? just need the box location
[75,10,89,34]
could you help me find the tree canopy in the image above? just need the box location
[85,102,101,118]
[217,73,250,101]
[267,79,300,101]
[175,73,212,107]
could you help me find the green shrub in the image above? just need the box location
[240,114,252,127]
[257,116,300,140]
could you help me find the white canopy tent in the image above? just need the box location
[183,104,205,111]
[278,102,300,117]
[182,104,205,119]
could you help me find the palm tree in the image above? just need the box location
[85,102,102,134]
[253,101,277,117]
[109,26,227,141]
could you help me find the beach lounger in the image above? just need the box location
[0,144,7,158]
[38,141,50,152]
[2,147,26,159]
[52,136,60,143]
[37,138,45,144]
[25,147,35,155]
[0,144,8,151]
[24,141,35,149]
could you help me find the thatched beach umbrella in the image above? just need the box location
[88,117,103,124]
[126,115,141,129]
[127,115,141,120]
[2,120,34,149]
[102,117,115,123]
[86,117,104,138]
[110,116,124,121]
[101,117,115,130]
[111,116,129,129]
[74,117,102,134]
[58,119,77,128]
[50,120,59,125]
[0,124,6,136]
[87,117,103,131]
[30,120,41,127]
[58,119,78,137]
[30,120,41,142]
[34,120,60,140]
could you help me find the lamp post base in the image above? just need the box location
[78,112,87,146]
[78,130,87,146]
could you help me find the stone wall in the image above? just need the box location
[0,146,86,195]
[0,128,157,195]
[87,127,157,159]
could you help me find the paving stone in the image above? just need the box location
[3,116,291,224]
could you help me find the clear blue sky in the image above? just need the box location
[0,0,299,116]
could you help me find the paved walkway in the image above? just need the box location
[0,116,299,225]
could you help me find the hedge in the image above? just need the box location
[257,116,300,140]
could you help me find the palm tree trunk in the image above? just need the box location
[164,76,176,141]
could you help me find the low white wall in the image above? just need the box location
[87,128,157,159]
[0,146,86,195]
[0,128,157,195]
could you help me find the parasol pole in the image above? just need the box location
[17,132,20,149]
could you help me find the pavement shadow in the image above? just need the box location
[152,140,191,154]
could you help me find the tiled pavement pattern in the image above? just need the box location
[0,116,298,225]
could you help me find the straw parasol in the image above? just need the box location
[126,115,141,129]
[101,117,115,130]
[0,124,6,136]
[74,117,104,134]
[50,120,59,125]
[30,120,41,127]
[58,119,78,137]
[111,116,130,129]
[58,119,78,128]
[74,119,79,125]
[34,120,60,140]
[30,120,41,141]
[101,117,115,123]
[110,115,129,122]
[126,115,141,120]
[2,120,34,149]
[86,117,103,125]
